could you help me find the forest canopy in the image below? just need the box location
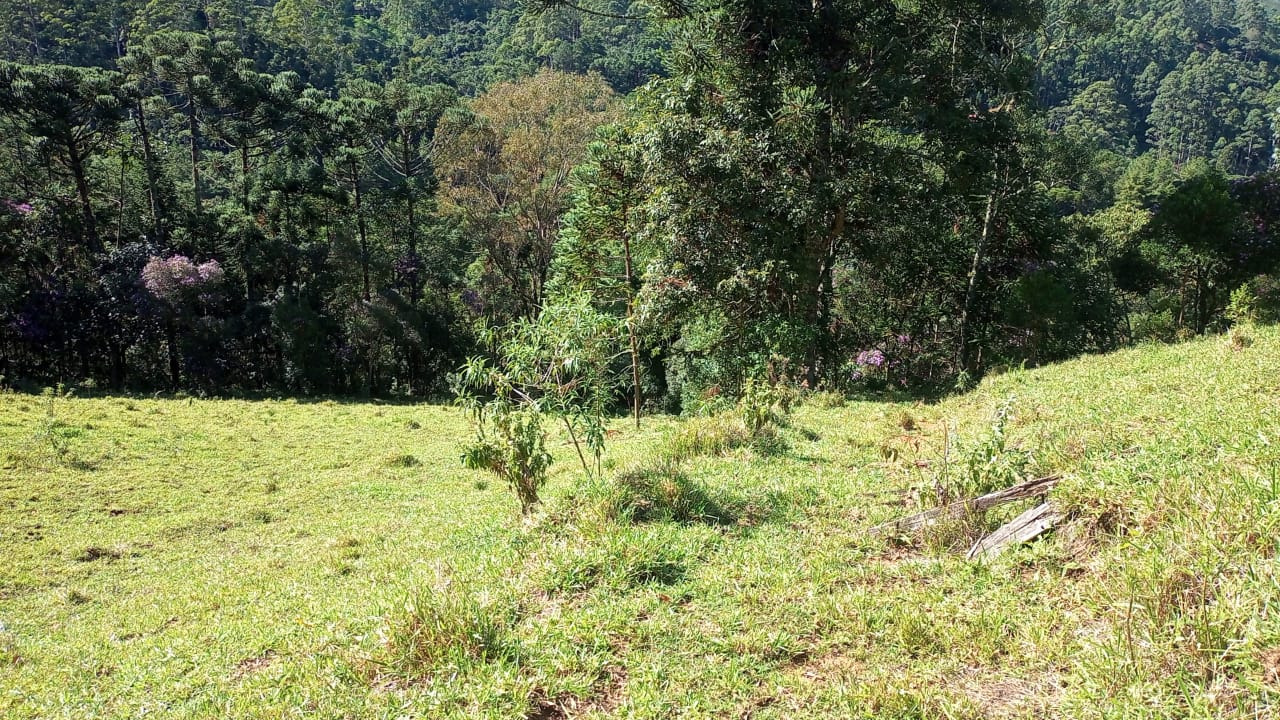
[3,0,1280,407]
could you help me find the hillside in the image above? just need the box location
[2,327,1279,717]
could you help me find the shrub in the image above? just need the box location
[1227,282,1259,325]
[739,377,777,433]
[454,292,624,512]
[461,408,552,515]
[933,398,1034,505]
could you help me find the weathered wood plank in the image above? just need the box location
[871,474,1062,534]
[965,501,1064,560]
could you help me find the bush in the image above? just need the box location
[461,408,552,514]
[932,398,1034,505]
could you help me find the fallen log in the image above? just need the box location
[965,501,1064,560]
[871,474,1062,534]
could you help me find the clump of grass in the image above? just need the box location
[65,589,92,605]
[663,415,751,461]
[748,423,789,456]
[665,380,795,460]
[74,545,123,562]
[0,624,21,666]
[407,420,422,430]
[602,460,735,525]
[381,573,518,677]
[806,390,848,409]
[383,453,421,468]
[540,526,689,595]
[1228,325,1253,351]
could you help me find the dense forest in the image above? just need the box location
[3,0,1280,408]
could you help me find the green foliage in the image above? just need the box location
[461,408,552,514]
[10,330,1280,716]
[663,382,793,461]
[602,460,734,525]
[738,378,777,435]
[381,572,518,676]
[663,414,752,462]
[540,525,688,594]
[1227,282,1259,325]
[934,398,1034,505]
[455,292,624,512]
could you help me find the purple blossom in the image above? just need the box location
[855,349,886,368]
[196,260,224,285]
[3,200,33,215]
[142,255,224,303]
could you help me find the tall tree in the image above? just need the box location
[436,69,619,321]
[0,62,125,252]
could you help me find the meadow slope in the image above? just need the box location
[3,328,1280,718]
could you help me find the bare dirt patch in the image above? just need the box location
[231,650,278,680]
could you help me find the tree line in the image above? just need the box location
[3,0,1280,408]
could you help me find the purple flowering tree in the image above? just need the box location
[849,348,886,384]
[141,255,225,386]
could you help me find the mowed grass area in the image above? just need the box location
[4,329,1280,718]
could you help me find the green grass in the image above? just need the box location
[4,328,1280,718]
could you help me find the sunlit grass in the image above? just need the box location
[3,328,1280,717]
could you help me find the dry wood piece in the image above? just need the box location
[871,474,1062,534]
[965,501,1064,560]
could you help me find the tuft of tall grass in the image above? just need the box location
[662,414,751,461]
[601,460,735,525]
[539,526,689,595]
[380,573,519,677]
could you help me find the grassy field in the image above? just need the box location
[4,327,1280,719]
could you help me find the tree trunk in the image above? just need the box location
[187,97,203,222]
[240,144,251,210]
[116,137,127,248]
[811,207,844,386]
[400,132,419,304]
[133,101,163,241]
[806,0,842,387]
[621,228,642,426]
[350,153,371,302]
[166,318,180,388]
[957,190,998,375]
[66,143,100,251]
